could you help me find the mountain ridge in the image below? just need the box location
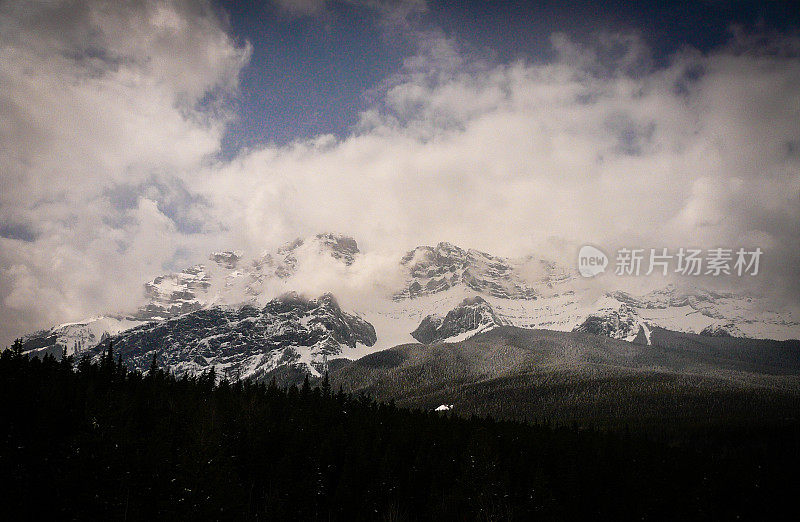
[17,234,800,379]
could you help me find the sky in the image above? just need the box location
[1,0,799,345]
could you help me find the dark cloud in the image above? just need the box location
[104,178,212,234]
[0,222,37,243]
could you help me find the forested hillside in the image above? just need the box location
[2,344,799,520]
[329,327,800,435]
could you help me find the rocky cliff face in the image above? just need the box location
[21,316,145,358]
[87,293,376,379]
[700,322,744,338]
[411,296,504,344]
[572,303,644,342]
[395,242,539,300]
[19,235,800,379]
[135,233,360,321]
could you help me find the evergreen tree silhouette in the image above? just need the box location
[148,351,159,377]
[322,371,331,398]
[11,338,23,358]
[2,343,798,520]
[301,373,311,399]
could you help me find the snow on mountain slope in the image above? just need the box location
[87,293,376,378]
[411,296,503,344]
[572,303,644,342]
[21,316,146,357]
[394,242,541,299]
[360,287,648,347]
[137,265,211,320]
[383,249,800,344]
[700,322,745,338]
[615,284,799,340]
[362,273,799,347]
[19,233,362,360]
[18,235,800,377]
[134,233,360,321]
[389,285,799,347]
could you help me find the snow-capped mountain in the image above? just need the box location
[137,264,211,320]
[19,233,800,379]
[572,303,644,342]
[411,296,503,344]
[700,322,745,338]
[134,233,359,321]
[20,316,146,358]
[87,293,375,379]
[611,284,798,341]
[395,242,540,300]
[355,247,799,349]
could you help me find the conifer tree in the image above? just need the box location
[148,351,158,377]
[11,338,23,358]
[322,371,331,398]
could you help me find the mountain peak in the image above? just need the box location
[19,235,800,377]
[314,233,359,265]
[209,251,242,269]
[397,242,537,300]
[84,292,376,379]
[411,295,503,344]
[700,322,744,338]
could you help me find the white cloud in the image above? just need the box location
[0,0,250,344]
[203,30,800,306]
[1,2,798,346]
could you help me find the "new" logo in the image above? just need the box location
[578,245,608,278]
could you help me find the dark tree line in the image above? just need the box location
[1,341,799,520]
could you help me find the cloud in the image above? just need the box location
[204,29,800,304]
[1,1,798,346]
[0,0,250,344]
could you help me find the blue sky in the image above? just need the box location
[217,0,409,153]
[217,0,800,156]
